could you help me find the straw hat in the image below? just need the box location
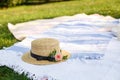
[22,38,70,65]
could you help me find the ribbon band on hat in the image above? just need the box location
[30,51,55,61]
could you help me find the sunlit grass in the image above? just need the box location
[0,0,120,48]
[0,66,30,80]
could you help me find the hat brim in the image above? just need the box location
[22,50,70,65]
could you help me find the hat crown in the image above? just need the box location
[31,38,60,56]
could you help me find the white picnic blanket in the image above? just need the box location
[8,13,117,40]
[0,14,120,80]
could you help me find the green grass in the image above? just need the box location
[0,0,120,79]
[0,66,30,80]
[0,0,120,48]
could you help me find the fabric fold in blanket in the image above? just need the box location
[8,13,117,40]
